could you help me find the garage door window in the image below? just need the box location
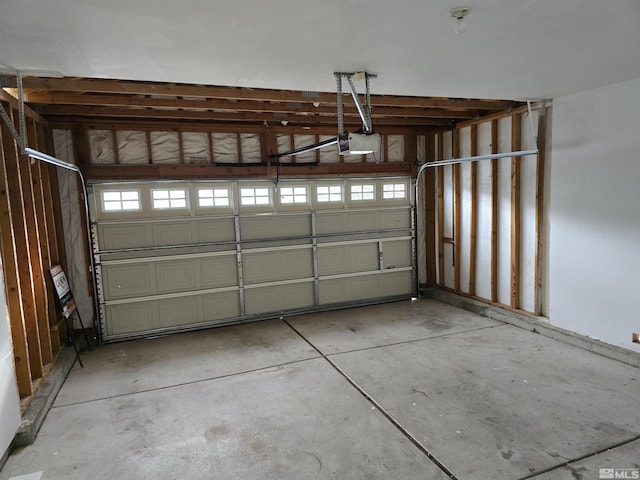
[240,187,270,206]
[280,186,307,204]
[152,189,188,209]
[198,188,230,207]
[383,183,406,199]
[350,184,375,201]
[316,185,342,203]
[102,190,141,211]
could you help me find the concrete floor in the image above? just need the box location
[1,298,639,480]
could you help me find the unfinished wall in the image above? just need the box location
[549,77,640,352]
[431,108,543,314]
[0,91,69,405]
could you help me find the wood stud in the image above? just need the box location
[490,120,499,303]
[511,113,522,309]
[534,107,547,315]
[437,133,445,287]
[468,124,478,296]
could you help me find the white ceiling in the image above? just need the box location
[1,0,640,100]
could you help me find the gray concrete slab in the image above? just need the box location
[287,298,502,354]
[531,439,640,479]
[54,319,318,406]
[1,358,448,480]
[330,324,640,480]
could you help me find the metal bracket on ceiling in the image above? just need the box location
[0,69,26,152]
[334,71,376,135]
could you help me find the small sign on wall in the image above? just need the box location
[50,264,76,318]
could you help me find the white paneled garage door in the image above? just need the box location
[90,178,415,341]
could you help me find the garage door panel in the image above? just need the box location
[200,256,238,288]
[381,209,411,229]
[381,271,414,296]
[243,249,313,284]
[349,211,379,231]
[103,264,154,300]
[156,260,197,293]
[319,271,412,305]
[383,240,412,269]
[318,244,378,275]
[245,283,314,315]
[202,291,241,320]
[106,302,159,336]
[99,224,148,250]
[315,212,347,235]
[196,218,236,243]
[150,222,194,247]
[157,296,202,328]
[94,179,414,341]
[241,214,311,240]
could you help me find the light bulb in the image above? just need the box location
[455,17,467,34]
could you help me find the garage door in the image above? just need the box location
[91,177,415,342]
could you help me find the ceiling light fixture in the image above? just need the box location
[450,6,471,34]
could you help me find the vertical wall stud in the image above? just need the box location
[534,106,547,315]
[424,132,437,287]
[490,119,499,303]
[510,113,522,309]
[0,109,33,396]
[453,129,461,293]
[468,124,478,296]
[437,133,445,287]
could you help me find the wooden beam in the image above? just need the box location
[0,107,32,396]
[82,162,413,180]
[145,131,152,164]
[490,120,499,303]
[26,93,478,119]
[456,104,534,129]
[453,129,461,293]
[177,131,185,164]
[39,105,452,127]
[111,129,120,164]
[534,106,547,315]
[236,133,243,164]
[424,133,437,287]
[510,113,522,309]
[25,118,53,364]
[1,107,44,379]
[207,132,215,164]
[19,77,514,110]
[0,89,49,125]
[468,124,478,297]
[437,133,445,287]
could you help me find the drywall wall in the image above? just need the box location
[0,257,21,459]
[549,77,640,352]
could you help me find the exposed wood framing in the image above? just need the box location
[468,124,478,296]
[453,129,461,292]
[490,120,499,303]
[17,77,514,110]
[0,98,68,404]
[236,133,243,164]
[424,133,437,287]
[534,106,548,315]
[25,119,53,365]
[5,111,44,379]
[82,162,413,180]
[0,114,33,396]
[510,113,522,309]
[145,131,152,164]
[437,133,445,287]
